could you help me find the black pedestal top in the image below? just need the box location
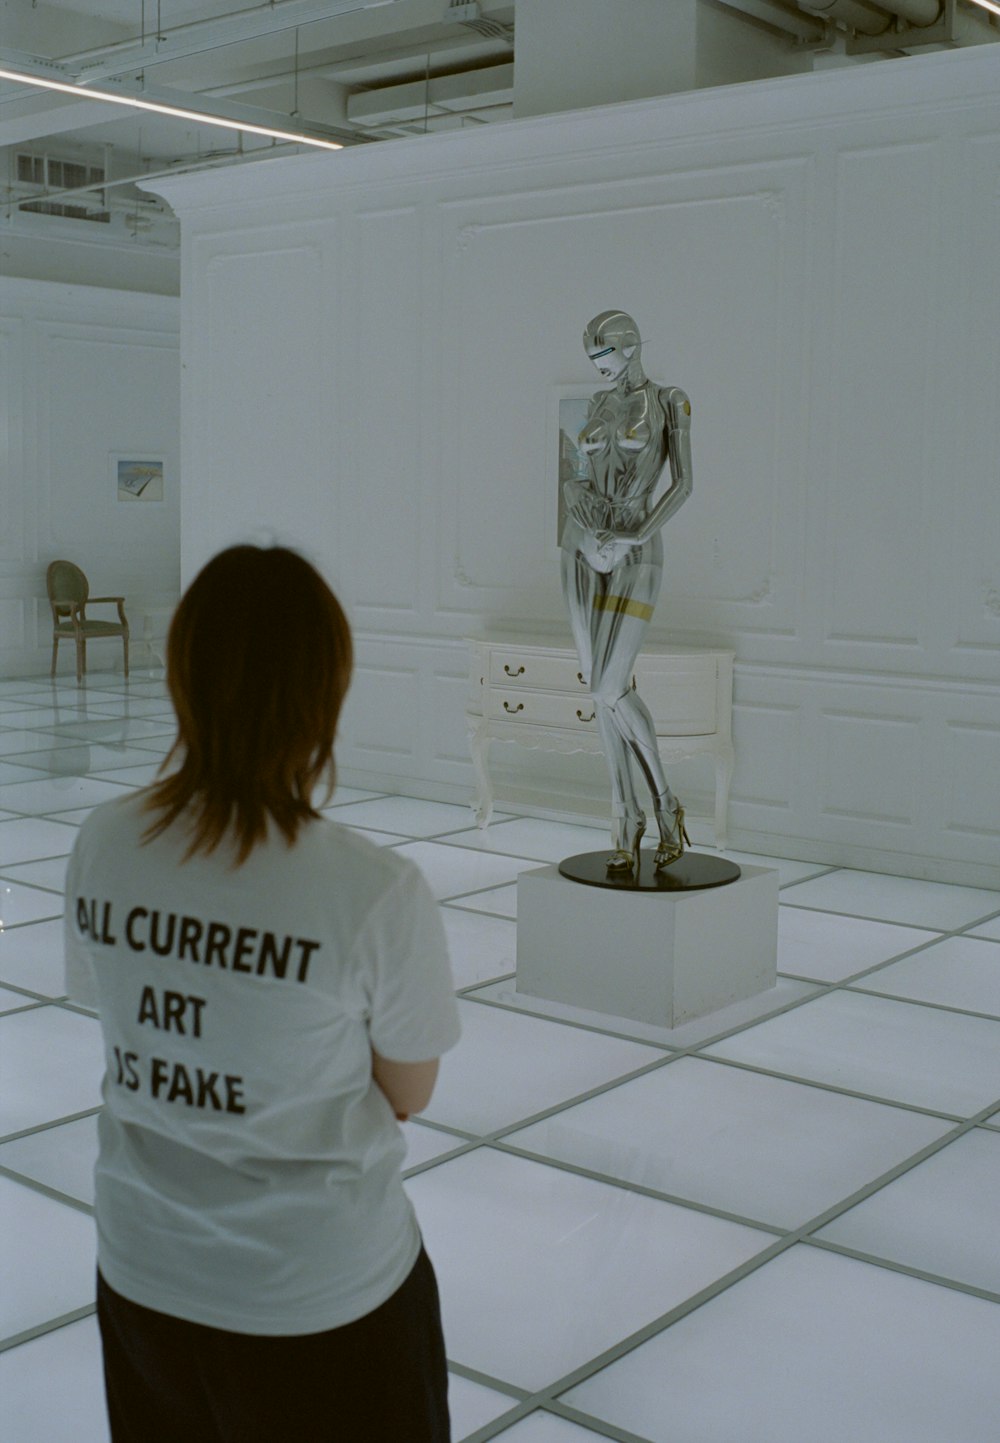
[557,850,742,892]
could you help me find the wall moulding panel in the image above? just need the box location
[156,46,1000,887]
[336,636,472,788]
[349,206,424,619]
[182,231,333,586]
[0,277,180,677]
[945,134,1000,662]
[732,663,999,881]
[0,319,27,565]
[436,159,811,637]
[0,600,27,652]
[822,141,944,657]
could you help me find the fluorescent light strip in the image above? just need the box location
[967,0,1000,15]
[0,66,343,151]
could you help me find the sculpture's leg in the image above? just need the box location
[588,577,648,852]
[562,552,634,849]
[593,701,637,846]
[715,743,734,850]
[589,560,684,855]
[469,720,493,829]
[612,687,677,809]
[560,550,594,689]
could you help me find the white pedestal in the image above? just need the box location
[516,863,778,1029]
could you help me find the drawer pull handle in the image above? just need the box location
[576,708,596,723]
[503,701,524,714]
[504,664,525,677]
[577,671,586,685]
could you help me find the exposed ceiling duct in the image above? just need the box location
[0,0,996,270]
[799,0,941,31]
[346,62,513,132]
[721,0,996,49]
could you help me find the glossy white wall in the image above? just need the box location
[156,47,1000,886]
[0,277,181,676]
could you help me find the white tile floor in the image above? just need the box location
[0,670,999,1442]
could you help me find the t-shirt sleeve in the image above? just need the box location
[364,864,461,1062]
[63,829,98,1009]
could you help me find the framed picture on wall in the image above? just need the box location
[546,385,595,552]
[112,455,165,504]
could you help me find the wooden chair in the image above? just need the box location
[47,560,130,682]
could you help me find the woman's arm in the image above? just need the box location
[372,1050,440,1122]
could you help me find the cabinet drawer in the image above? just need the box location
[487,690,599,731]
[489,653,588,692]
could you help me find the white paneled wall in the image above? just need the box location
[156,47,1000,887]
[0,278,180,677]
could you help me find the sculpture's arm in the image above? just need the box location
[563,475,607,530]
[561,400,608,530]
[634,387,692,543]
[596,387,693,548]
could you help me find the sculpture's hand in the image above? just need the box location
[594,530,634,566]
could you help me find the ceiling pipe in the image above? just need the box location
[798,0,896,33]
[800,0,943,28]
[59,0,380,67]
[714,1,829,41]
[57,0,477,82]
[884,0,942,18]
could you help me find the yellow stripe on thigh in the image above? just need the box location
[592,594,655,622]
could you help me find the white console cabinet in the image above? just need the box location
[466,637,735,847]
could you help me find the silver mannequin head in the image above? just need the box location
[583,310,643,385]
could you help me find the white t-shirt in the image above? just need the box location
[64,793,461,1336]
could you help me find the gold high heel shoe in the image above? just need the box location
[653,804,691,870]
[606,812,646,874]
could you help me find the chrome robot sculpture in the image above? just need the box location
[561,310,693,873]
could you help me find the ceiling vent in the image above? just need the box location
[446,1,514,41]
[15,152,110,224]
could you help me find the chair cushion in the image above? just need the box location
[54,621,126,637]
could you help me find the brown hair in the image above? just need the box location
[143,545,353,864]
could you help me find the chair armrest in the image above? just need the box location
[80,597,129,627]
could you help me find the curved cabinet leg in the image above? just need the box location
[715,744,734,850]
[468,721,494,829]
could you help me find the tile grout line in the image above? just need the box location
[842,984,1000,1026]
[779,898,1000,932]
[803,1236,1000,1306]
[0,1304,97,1356]
[0,1162,94,1217]
[666,1052,973,1122]
[464,1398,654,1443]
[452,984,686,1050]
[479,1141,787,1237]
[0,1106,103,1148]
